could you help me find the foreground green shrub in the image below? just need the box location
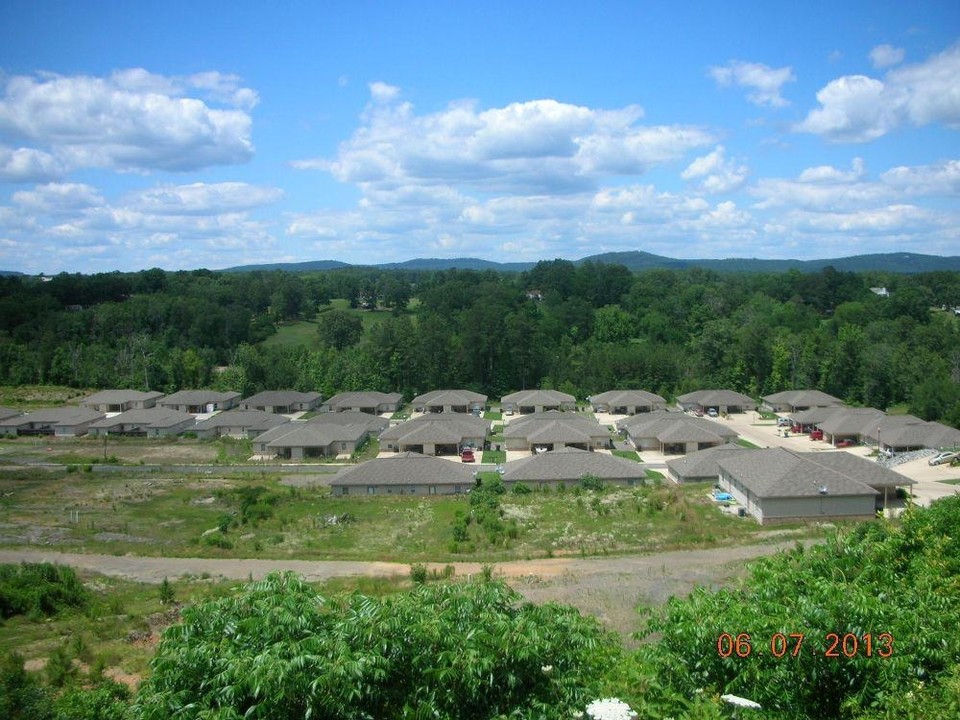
[135,573,621,719]
[0,563,89,619]
[635,496,960,719]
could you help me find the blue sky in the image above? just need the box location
[1,1,958,273]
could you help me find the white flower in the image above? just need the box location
[721,693,762,710]
[585,697,638,720]
[541,664,554,674]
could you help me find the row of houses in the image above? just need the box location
[330,447,648,496]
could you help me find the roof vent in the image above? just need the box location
[818,486,829,495]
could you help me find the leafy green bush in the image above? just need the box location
[635,497,960,718]
[0,563,89,619]
[135,573,621,720]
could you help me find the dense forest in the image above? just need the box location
[1,262,958,427]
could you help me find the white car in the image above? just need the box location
[929,451,959,466]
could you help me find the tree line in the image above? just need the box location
[0,262,958,427]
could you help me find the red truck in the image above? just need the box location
[809,429,824,441]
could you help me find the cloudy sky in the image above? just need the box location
[1,1,958,274]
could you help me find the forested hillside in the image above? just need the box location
[1,262,958,427]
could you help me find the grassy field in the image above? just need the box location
[0,434,255,465]
[0,467,815,562]
[0,384,89,409]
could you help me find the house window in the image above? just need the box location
[340,486,349,496]
[367,486,375,495]
[429,486,437,495]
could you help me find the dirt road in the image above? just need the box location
[0,542,803,638]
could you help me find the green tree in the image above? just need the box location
[317,309,364,350]
[135,573,620,720]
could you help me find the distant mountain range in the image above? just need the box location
[223,251,960,274]
[5,251,957,278]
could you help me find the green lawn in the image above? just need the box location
[260,319,321,348]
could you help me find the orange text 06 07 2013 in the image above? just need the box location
[716,632,894,659]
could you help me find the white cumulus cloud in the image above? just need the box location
[709,60,795,107]
[0,69,256,176]
[796,42,960,142]
[681,145,749,193]
[296,85,714,196]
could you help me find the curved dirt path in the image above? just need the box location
[0,542,801,637]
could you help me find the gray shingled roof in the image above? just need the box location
[0,407,22,421]
[264,423,369,448]
[796,451,913,489]
[618,412,738,443]
[412,389,487,406]
[324,391,403,409]
[240,391,321,406]
[501,389,576,405]
[762,390,843,407]
[817,408,885,435]
[308,411,389,433]
[502,447,646,482]
[194,410,289,433]
[666,444,753,481]
[81,390,165,405]
[504,411,608,443]
[330,452,478,487]
[160,390,241,405]
[1,407,103,426]
[89,407,194,429]
[589,389,666,407]
[380,414,489,444]
[676,389,755,407]
[718,448,880,499]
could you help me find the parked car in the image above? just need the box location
[809,429,824,441]
[707,408,719,418]
[929,451,959,466]
[776,417,792,427]
[835,439,856,448]
[460,449,475,463]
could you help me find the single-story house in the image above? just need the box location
[501,389,576,415]
[503,411,610,453]
[676,389,756,414]
[320,391,403,415]
[717,448,912,524]
[857,415,959,452]
[618,411,739,455]
[252,421,374,460]
[193,410,289,439]
[588,390,666,415]
[411,389,487,414]
[0,407,104,437]
[815,408,885,446]
[380,414,489,456]
[665,444,753,484]
[238,391,322,414]
[330,452,478,496]
[87,408,195,438]
[501,447,647,490]
[158,390,241,414]
[761,390,844,414]
[80,390,165,413]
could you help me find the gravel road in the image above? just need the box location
[0,542,803,638]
